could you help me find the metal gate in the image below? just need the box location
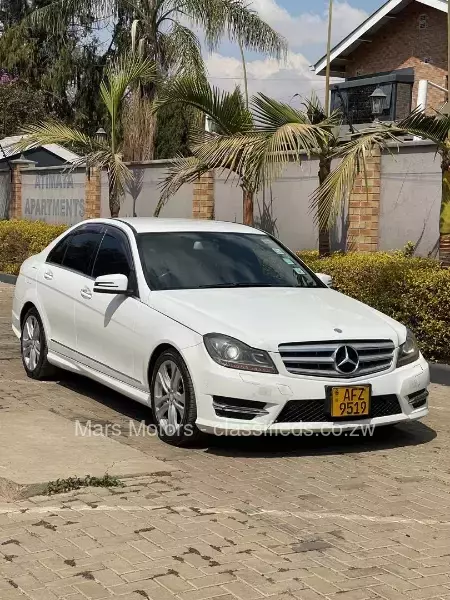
[0,170,11,219]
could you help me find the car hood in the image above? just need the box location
[148,288,406,352]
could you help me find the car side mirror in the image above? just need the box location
[316,273,333,287]
[93,274,129,294]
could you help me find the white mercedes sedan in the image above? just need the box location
[12,218,430,445]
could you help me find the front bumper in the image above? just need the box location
[183,344,430,435]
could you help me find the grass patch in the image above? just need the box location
[44,474,125,496]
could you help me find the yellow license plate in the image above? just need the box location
[331,386,370,418]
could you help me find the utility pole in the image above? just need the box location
[324,0,334,116]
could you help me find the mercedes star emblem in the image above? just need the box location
[334,345,359,374]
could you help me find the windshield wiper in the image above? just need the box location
[198,282,282,289]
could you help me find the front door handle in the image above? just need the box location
[44,269,53,281]
[80,287,92,300]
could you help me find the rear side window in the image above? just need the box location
[92,229,131,278]
[62,230,103,276]
[47,235,72,266]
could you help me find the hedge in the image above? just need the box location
[298,251,450,363]
[0,220,67,275]
[0,221,448,363]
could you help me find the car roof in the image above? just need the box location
[96,218,263,235]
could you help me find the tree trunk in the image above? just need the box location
[109,173,120,218]
[318,155,332,257]
[243,189,254,226]
[440,149,450,267]
[122,90,157,162]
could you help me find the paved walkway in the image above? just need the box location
[1,283,450,600]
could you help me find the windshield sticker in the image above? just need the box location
[294,267,306,275]
[282,258,295,265]
[272,248,285,255]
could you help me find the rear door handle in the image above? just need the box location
[80,287,92,300]
[44,269,53,281]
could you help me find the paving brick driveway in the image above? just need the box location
[1,283,450,600]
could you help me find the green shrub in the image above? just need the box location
[0,220,67,275]
[298,251,450,363]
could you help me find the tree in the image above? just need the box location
[312,111,450,265]
[155,77,333,224]
[25,0,287,160]
[0,0,109,131]
[13,54,156,217]
[0,79,50,137]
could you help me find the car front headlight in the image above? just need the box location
[204,333,278,374]
[397,329,420,368]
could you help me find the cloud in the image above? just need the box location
[206,51,328,104]
[249,0,368,50]
[205,0,368,103]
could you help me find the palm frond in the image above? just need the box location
[310,127,403,230]
[302,93,327,125]
[101,53,156,121]
[157,155,210,214]
[191,132,266,188]
[183,0,287,59]
[13,122,104,155]
[163,22,206,77]
[155,76,253,135]
[252,94,339,136]
[398,109,450,146]
[109,152,134,199]
[27,0,111,32]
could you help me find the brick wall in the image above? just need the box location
[193,171,214,220]
[346,3,447,112]
[85,167,101,219]
[348,147,381,251]
[10,165,22,219]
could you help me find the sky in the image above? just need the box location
[206,0,385,104]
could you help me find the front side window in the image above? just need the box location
[92,229,131,278]
[62,230,103,276]
[47,235,72,266]
[138,232,322,291]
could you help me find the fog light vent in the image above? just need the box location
[212,396,269,420]
[407,389,428,409]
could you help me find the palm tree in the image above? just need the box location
[25,0,287,160]
[310,111,450,264]
[155,77,335,225]
[13,54,156,217]
[394,111,450,265]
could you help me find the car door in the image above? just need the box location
[74,225,143,388]
[37,225,103,353]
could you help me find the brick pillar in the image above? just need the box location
[84,167,101,219]
[193,171,214,219]
[9,156,36,219]
[440,235,450,268]
[347,147,381,252]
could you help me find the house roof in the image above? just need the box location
[0,135,80,163]
[314,0,448,76]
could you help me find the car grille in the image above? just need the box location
[278,340,395,378]
[275,395,402,423]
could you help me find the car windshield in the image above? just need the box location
[137,232,322,291]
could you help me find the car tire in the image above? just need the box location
[21,307,56,380]
[150,349,202,446]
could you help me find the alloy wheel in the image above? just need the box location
[22,315,41,372]
[154,360,186,432]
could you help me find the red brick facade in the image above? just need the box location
[345,2,447,112]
